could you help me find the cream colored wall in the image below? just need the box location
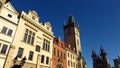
[0,3,18,24]
[6,11,54,68]
[0,2,18,68]
[66,50,78,68]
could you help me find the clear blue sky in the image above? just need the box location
[11,0,120,68]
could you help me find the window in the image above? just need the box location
[41,55,44,63]
[35,45,40,52]
[23,29,35,45]
[0,43,1,47]
[68,53,69,57]
[58,50,59,57]
[1,26,13,36]
[1,44,8,54]
[71,62,72,66]
[64,53,66,59]
[8,14,12,18]
[68,60,70,66]
[17,48,23,57]
[1,26,7,34]
[46,57,49,64]
[28,51,34,60]
[32,16,35,20]
[53,48,56,55]
[43,39,50,51]
[7,29,13,36]
[60,51,62,59]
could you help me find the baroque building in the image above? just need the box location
[113,55,120,68]
[91,47,111,68]
[0,1,19,68]
[4,10,54,68]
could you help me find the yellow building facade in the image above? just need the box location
[4,10,54,68]
[0,2,19,68]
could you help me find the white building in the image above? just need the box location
[66,47,78,68]
[4,10,54,68]
[0,2,19,68]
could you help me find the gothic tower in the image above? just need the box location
[64,16,81,56]
[91,47,111,68]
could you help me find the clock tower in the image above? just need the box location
[64,16,81,56]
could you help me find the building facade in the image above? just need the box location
[4,10,54,68]
[91,47,111,68]
[66,47,78,68]
[0,2,19,68]
[0,1,86,68]
[52,37,67,68]
[113,55,120,68]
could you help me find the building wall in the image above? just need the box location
[4,10,54,68]
[0,2,18,68]
[66,49,78,68]
[52,37,67,68]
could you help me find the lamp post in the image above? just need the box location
[12,56,26,68]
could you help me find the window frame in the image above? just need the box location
[28,51,34,60]
[17,48,24,58]
[35,45,40,52]
[0,44,8,54]
[46,57,49,64]
[23,29,35,45]
[1,26,7,34]
[41,55,45,63]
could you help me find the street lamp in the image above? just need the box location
[12,56,26,68]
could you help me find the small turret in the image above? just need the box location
[92,49,98,63]
[100,46,108,63]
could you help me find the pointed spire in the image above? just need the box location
[118,54,120,59]
[68,16,75,24]
[92,48,97,57]
[100,46,106,54]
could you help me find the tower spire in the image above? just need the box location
[92,49,97,56]
[68,16,75,24]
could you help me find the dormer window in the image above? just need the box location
[8,14,12,18]
[32,16,35,20]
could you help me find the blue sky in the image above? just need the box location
[11,0,120,68]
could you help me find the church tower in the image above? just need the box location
[64,16,81,56]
